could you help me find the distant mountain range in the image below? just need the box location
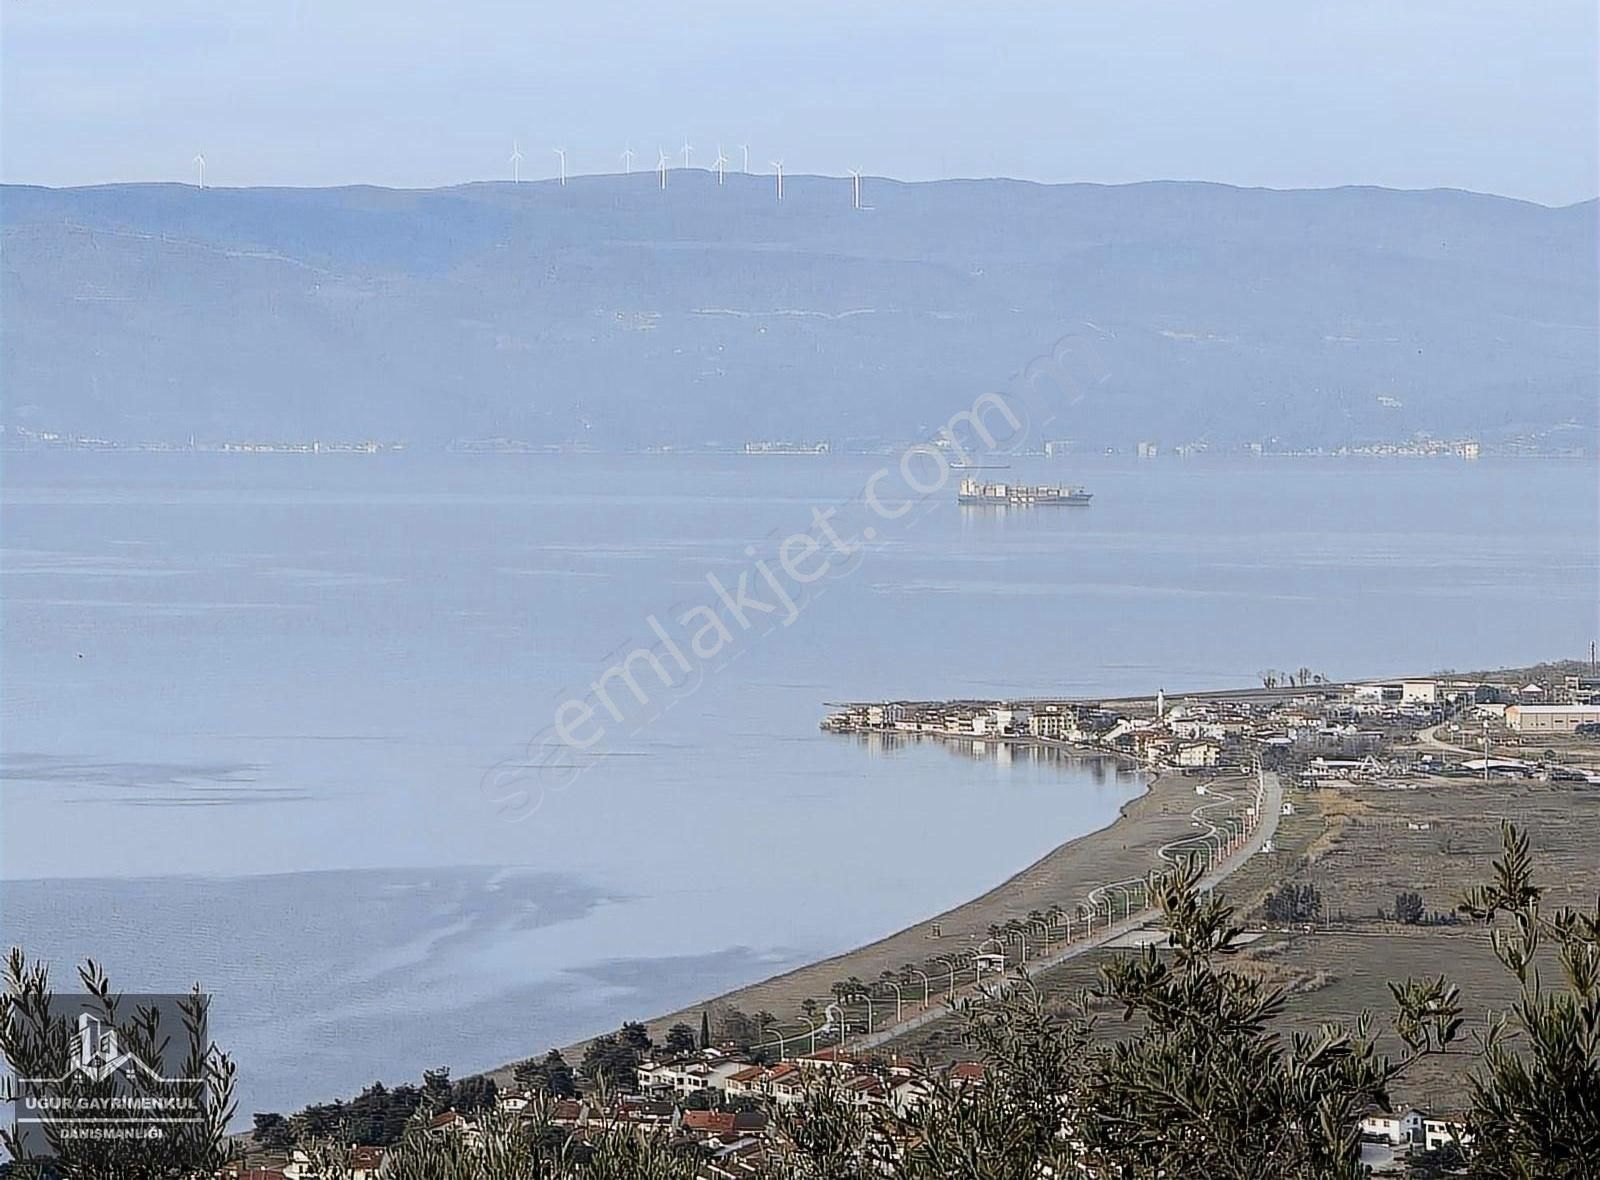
[2,176,1594,450]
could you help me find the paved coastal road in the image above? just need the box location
[846,771,1285,1052]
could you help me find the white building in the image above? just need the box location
[1359,1108,1424,1146]
[990,705,1029,734]
[1401,680,1439,706]
[1505,704,1600,733]
[1422,1116,1471,1152]
[636,1054,751,1097]
[866,703,905,728]
[1175,742,1221,768]
[1028,708,1078,741]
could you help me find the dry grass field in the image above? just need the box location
[892,736,1600,1111]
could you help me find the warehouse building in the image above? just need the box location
[1504,704,1600,734]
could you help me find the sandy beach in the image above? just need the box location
[490,756,1244,1080]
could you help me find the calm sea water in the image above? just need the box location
[2,452,1594,1118]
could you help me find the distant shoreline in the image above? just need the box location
[5,445,1593,462]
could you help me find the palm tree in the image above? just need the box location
[1002,918,1026,960]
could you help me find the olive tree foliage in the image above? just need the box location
[1071,861,1461,1179]
[0,948,238,1180]
[329,1098,702,1180]
[773,856,1461,1180]
[14,830,1600,1178]
[768,1081,882,1180]
[1457,822,1600,1178]
[896,982,1087,1180]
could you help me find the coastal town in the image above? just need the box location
[819,669,1600,785]
[225,661,1600,1177]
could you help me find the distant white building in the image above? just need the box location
[636,1053,751,1097]
[1175,742,1221,769]
[866,703,905,728]
[1505,704,1600,733]
[1422,1115,1471,1152]
[1401,680,1439,706]
[1359,1108,1424,1146]
[990,705,1029,734]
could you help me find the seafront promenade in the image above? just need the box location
[513,758,1270,1082]
[797,770,1281,1055]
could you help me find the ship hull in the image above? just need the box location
[957,493,1093,506]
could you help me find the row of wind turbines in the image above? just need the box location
[187,142,870,209]
[508,139,869,208]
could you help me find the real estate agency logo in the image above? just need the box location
[9,993,209,1155]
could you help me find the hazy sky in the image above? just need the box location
[3,1,1596,204]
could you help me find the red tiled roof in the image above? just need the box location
[683,1110,737,1134]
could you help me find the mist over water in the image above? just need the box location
[2,452,1593,1117]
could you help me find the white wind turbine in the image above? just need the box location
[192,153,206,189]
[847,169,862,210]
[713,145,728,185]
[657,148,670,190]
[680,138,694,169]
[553,147,567,186]
[740,144,750,173]
[771,160,783,203]
[509,141,524,184]
[621,144,635,174]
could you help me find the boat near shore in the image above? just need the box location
[957,476,1092,506]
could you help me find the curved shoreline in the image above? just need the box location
[491,752,1239,1080]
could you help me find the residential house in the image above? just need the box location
[1175,741,1222,769]
[729,1061,810,1106]
[839,1074,889,1109]
[1359,1108,1424,1146]
[281,1146,385,1180]
[1422,1115,1471,1153]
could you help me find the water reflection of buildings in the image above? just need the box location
[838,729,1133,784]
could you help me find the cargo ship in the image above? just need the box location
[957,477,1092,506]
